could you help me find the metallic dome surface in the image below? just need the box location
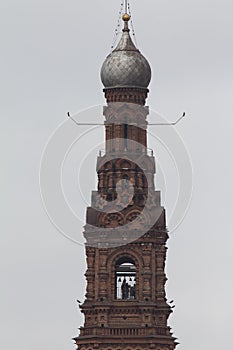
[101,27,151,89]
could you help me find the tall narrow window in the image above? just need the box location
[123,124,128,149]
[115,257,136,300]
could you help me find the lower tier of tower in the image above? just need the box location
[74,325,178,350]
[74,334,177,350]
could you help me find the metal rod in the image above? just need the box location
[149,112,186,126]
[125,0,128,14]
[67,113,103,126]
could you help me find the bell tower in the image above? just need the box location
[74,5,178,350]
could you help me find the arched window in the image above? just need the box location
[115,257,136,300]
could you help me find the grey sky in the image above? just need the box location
[1,1,233,350]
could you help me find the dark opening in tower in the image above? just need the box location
[115,257,136,300]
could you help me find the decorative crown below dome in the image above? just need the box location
[100,15,151,90]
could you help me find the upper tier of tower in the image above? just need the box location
[100,12,151,105]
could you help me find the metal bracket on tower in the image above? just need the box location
[67,112,186,126]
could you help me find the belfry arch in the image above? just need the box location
[115,257,136,300]
[107,249,143,302]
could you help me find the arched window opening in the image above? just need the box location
[123,124,128,149]
[115,257,136,300]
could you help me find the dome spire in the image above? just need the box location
[100,1,152,105]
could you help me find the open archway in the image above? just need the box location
[115,257,136,300]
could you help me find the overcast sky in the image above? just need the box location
[1,1,233,350]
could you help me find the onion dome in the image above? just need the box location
[100,14,151,105]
